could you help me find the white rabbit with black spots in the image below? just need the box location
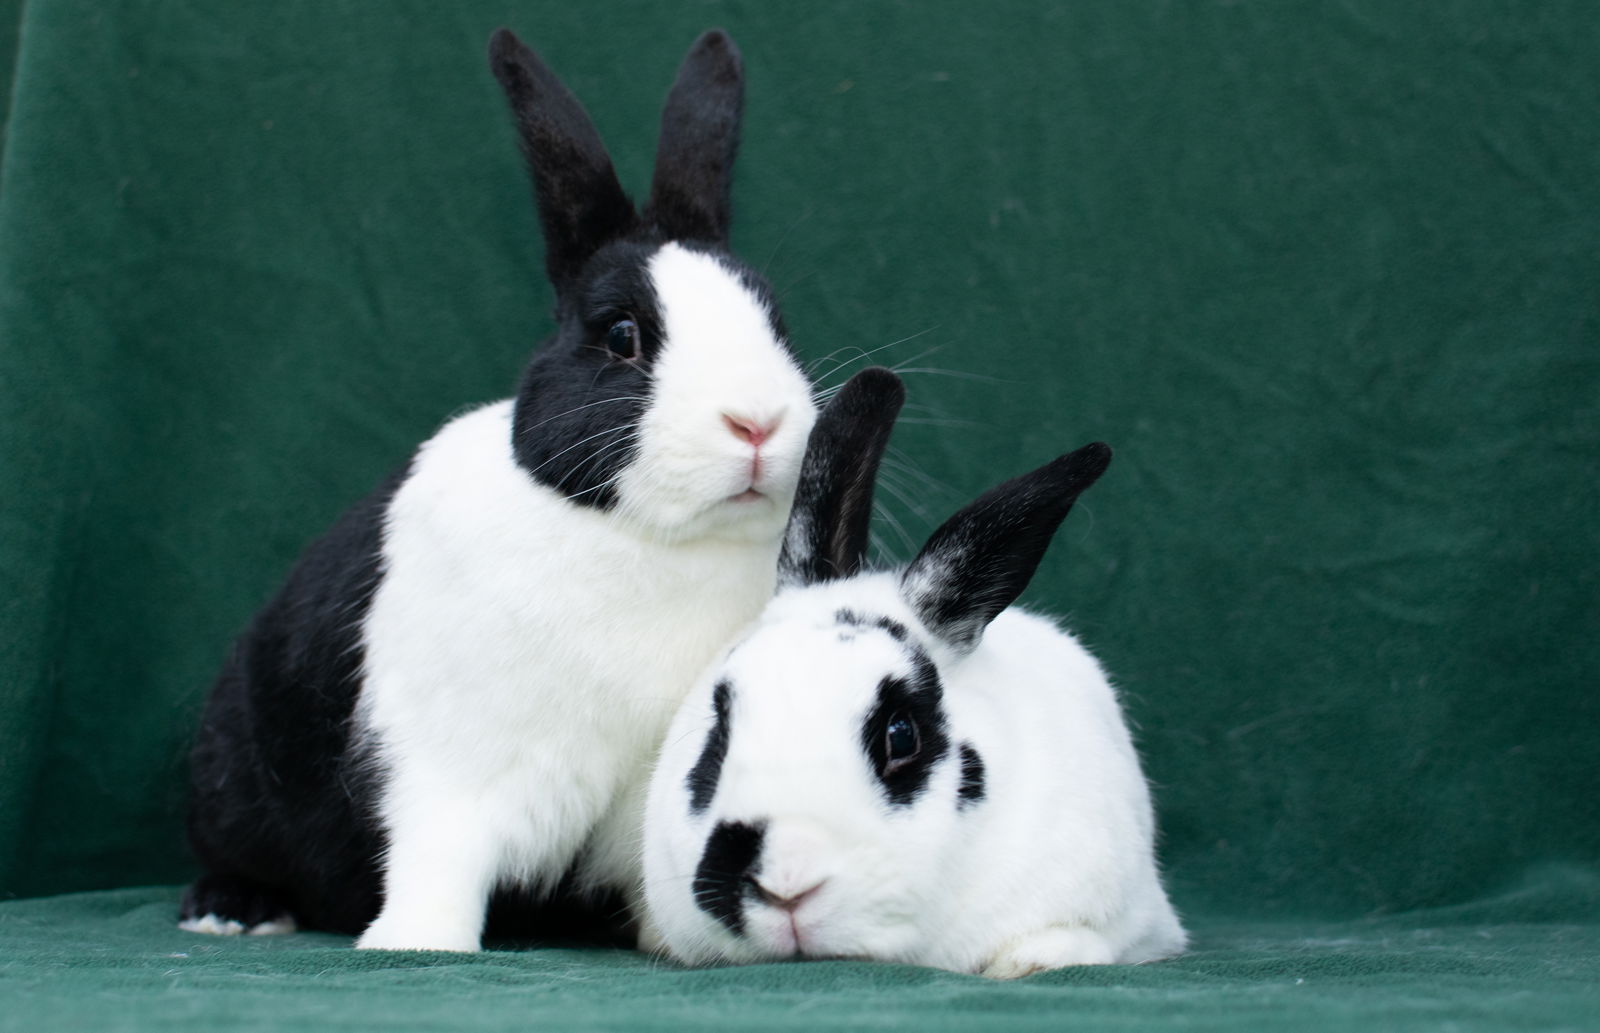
[641,368,1185,977]
[182,28,816,952]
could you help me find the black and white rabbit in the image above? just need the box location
[181,28,817,952]
[641,368,1186,977]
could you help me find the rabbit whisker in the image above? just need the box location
[873,469,936,522]
[887,364,1007,385]
[870,497,919,561]
[882,450,961,500]
[520,395,651,433]
[526,424,631,476]
[760,206,814,278]
[808,328,940,388]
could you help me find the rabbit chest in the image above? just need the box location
[356,400,780,881]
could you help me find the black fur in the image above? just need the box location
[686,680,733,814]
[183,467,402,934]
[777,368,905,587]
[957,743,987,809]
[901,443,1112,652]
[644,30,744,245]
[180,874,293,929]
[489,28,636,298]
[507,240,662,509]
[860,654,951,808]
[694,820,766,935]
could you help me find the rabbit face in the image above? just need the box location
[511,238,813,542]
[645,577,978,965]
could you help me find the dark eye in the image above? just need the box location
[605,318,641,362]
[883,712,920,773]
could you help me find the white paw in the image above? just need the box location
[981,926,1117,979]
[355,915,481,953]
[179,912,298,936]
[247,916,298,936]
[179,913,245,936]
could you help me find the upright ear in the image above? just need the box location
[644,29,744,245]
[777,368,906,589]
[900,443,1112,653]
[489,29,637,296]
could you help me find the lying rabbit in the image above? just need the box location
[641,368,1185,977]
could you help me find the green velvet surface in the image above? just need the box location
[4,872,1598,1033]
[1,0,1596,1028]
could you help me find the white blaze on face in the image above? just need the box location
[616,242,815,538]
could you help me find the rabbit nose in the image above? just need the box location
[722,413,780,447]
[751,877,826,913]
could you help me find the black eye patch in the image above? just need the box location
[860,650,950,807]
[685,680,732,815]
[580,246,667,362]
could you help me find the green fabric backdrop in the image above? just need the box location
[1,1,1595,1029]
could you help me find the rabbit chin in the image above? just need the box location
[739,911,894,964]
[611,474,795,545]
[670,893,926,969]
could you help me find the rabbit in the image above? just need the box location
[179,27,818,953]
[639,367,1186,978]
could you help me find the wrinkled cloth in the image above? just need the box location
[0,1,1596,1030]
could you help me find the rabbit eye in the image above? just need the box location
[604,318,642,361]
[883,712,920,773]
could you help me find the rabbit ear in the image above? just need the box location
[489,28,637,295]
[644,29,744,245]
[900,443,1112,653]
[777,368,905,589]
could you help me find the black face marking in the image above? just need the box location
[686,681,733,815]
[861,650,950,807]
[510,240,671,510]
[958,743,987,809]
[835,608,909,643]
[693,820,766,935]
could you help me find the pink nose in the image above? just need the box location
[752,878,826,913]
[723,413,780,447]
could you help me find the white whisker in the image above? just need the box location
[527,424,630,476]
[520,396,650,433]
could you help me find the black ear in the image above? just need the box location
[900,443,1112,653]
[644,29,744,245]
[489,29,637,297]
[777,368,906,589]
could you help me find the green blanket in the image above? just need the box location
[5,874,1599,1032]
[2,1,1596,1029]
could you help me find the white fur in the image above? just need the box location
[354,243,814,951]
[180,913,297,936]
[642,574,1186,976]
[179,914,246,936]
